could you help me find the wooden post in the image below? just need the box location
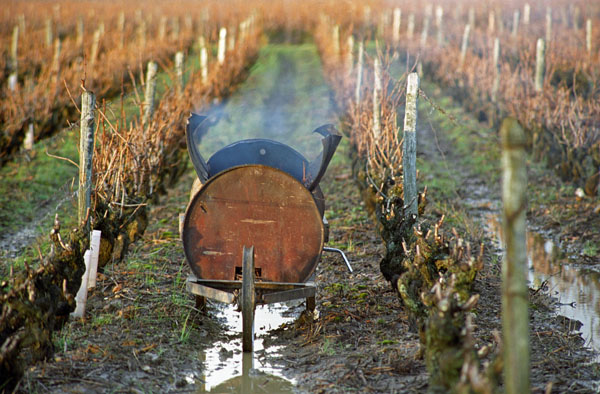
[45,18,53,48]
[392,8,401,43]
[372,58,381,140]
[492,38,501,103]
[573,6,580,31]
[78,90,96,235]
[459,24,471,71]
[142,61,157,126]
[435,6,444,45]
[52,38,62,85]
[18,14,25,34]
[488,10,495,33]
[421,5,432,46]
[118,11,125,50]
[175,51,184,94]
[512,10,520,37]
[24,123,34,150]
[534,38,546,92]
[8,26,18,91]
[468,8,475,29]
[227,27,236,52]
[345,35,354,78]
[185,15,193,33]
[159,16,167,41]
[171,16,180,42]
[403,73,420,218]
[545,7,552,43]
[199,37,208,84]
[76,17,84,48]
[500,117,530,394]
[217,27,227,65]
[523,4,530,25]
[407,13,415,39]
[586,19,592,54]
[137,18,147,49]
[355,40,364,107]
[332,25,340,58]
[90,29,101,69]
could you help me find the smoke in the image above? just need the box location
[193,44,336,164]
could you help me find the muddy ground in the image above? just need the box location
[13,44,600,393]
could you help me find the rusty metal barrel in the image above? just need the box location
[182,164,325,283]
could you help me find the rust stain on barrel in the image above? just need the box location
[182,165,324,283]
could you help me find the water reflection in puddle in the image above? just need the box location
[487,215,600,359]
[197,301,301,392]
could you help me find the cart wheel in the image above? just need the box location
[241,246,255,352]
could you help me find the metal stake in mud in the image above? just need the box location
[241,246,256,352]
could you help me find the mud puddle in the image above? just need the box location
[195,301,302,392]
[487,215,600,360]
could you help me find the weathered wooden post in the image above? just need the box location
[355,40,364,107]
[24,124,34,151]
[545,7,552,43]
[8,26,18,91]
[393,8,401,43]
[534,38,546,92]
[500,117,530,394]
[45,18,53,48]
[18,14,25,34]
[199,36,208,84]
[372,58,382,139]
[90,28,101,69]
[175,51,184,95]
[142,61,158,126]
[573,6,581,31]
[435,6,444,45]
[138,19,147,49]
[407,13,415,39]
[332,25,340,58]
[459,24,471,71]
[492,38,501,103]
[79,90,96,235]
[512,10,520,37]
[468,8,475,29]
[345,35,354,78]
[52,38,62,85]
[497,10,505,33]
[76,17,84,48]
[159,16,167,41]
[11,26,19,67]
[586,19,592,54]
[488,10,495,33]
[403,73,420,218]
[217,27,227,65]
[421,5,432,46]
[171,17,180,42]
[228,27,236,52]
[523,3,530,25]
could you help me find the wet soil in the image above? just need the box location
[416,83,600,392]
[15,44,600,393]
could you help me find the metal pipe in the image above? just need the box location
[323,247,353,273]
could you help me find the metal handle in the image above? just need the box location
[323,247,353,273]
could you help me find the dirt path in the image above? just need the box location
[19,44,599,393]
